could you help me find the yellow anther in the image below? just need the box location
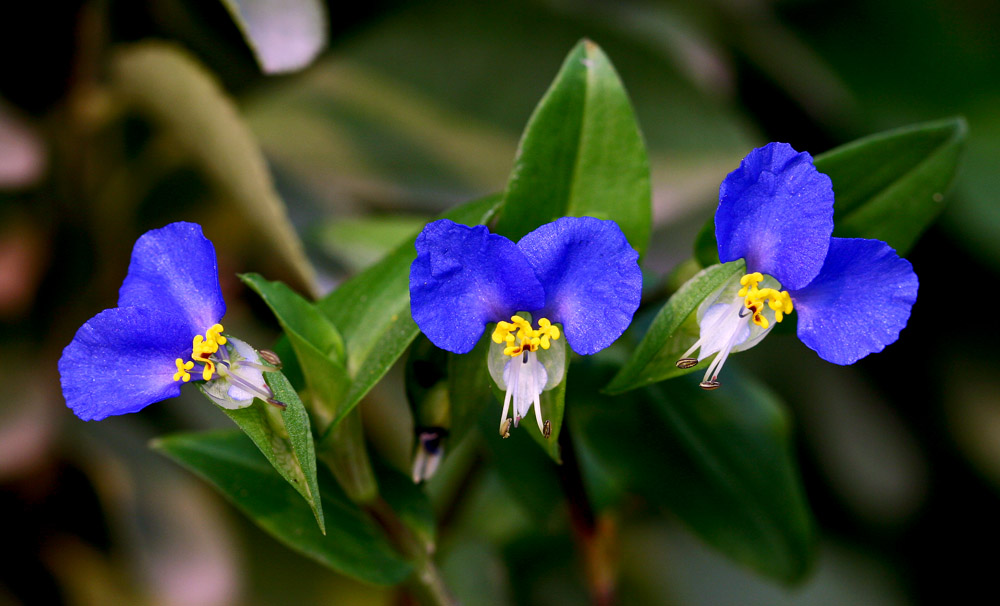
[738,274,793,329]
[494,315,561,357]
[173,359,194,382]
[176,324,227,382]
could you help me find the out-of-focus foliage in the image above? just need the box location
[2,0,997,605]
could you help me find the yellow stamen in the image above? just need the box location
[738,274,793,329]
[490,315,561,357]
[174,323,227,382]
[173,358,194,382]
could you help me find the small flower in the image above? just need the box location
[59,222,279,421]
[409,216,642,437]
[678,143,920,388]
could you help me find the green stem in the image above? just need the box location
[315,407,379,505]
[558,418,618,606]
[314,409,455,605]
[365,498,456,606]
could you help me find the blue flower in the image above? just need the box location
[59,222,277,421]
[678,142,920,388]
[410,216,642,437]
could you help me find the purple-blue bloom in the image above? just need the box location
[59,222,274,421]
[410,216,642,436]
[679,142,919,388]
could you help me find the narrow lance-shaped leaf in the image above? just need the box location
[219,0,328,74]
[494,39,651,256]
[217,369,325,532]
[815,116,967,254]
[692,117,967,263]
[154,430,411,585]
[605,261,745,394]
[575,367,816,584]
[241,273,350,424]
[317,194,503,436]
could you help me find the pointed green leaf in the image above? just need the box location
[494,39,651,255]
[606,261,745,394]
[815,116,966,253]
[693,118,967,262]
[217,370,324,531]
[317,194,503,434]
[154,430,411,585]
[219,0,327,74]
[575,367,816,584]
[241,273,350,424]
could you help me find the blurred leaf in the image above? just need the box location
[220,0,327,74]
[318,216,429,273]
[110,42,316,294]
[376,461,436,547]
[494,39,651,255]
[693,217,720,268]
[575,367,816,584]
[447,338,493,447]
[815,116,967,253]
[218,370,324,531]
[317,194,503,434]
[522,374,567,464]
[606,261,745,394]
[154,430,411,585]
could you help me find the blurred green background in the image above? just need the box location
[1,0,997,604]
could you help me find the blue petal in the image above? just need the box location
[409,220,546,354]
[791,238,918,365]
[59,306,194,421]
[716,142,834,290]
[118,222,226,335]
[517,217,642,355]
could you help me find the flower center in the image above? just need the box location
[675,272,794,389]
[491,315,561,357]
[173,323,227,382]
[738,272,793,329]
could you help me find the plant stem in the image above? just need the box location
[558,417,618,606]
[366,497,457,606]
[316,407,379,504]
[315,408,456,605]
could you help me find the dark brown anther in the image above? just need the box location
[699,380,721,390]
[266,398,287,409]
[676,357,698,369]
[543,420,552,439]
[259,349,283,368]
[499,418,512,439]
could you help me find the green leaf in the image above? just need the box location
[317,194,503,433]
[217,370,324,531]
[446,338,493,447]
[693,217,720,269]
[242,274,351,425]
[110,42,316,295]
[154,430,411,585]
[522,374,567,464]
[219,0,327,74]
[814,116,966,253]
[318,215,430,274]
[494,39,651,255]
[605,261,745,394]
[574,367,816,584]
[375,461,436,547]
